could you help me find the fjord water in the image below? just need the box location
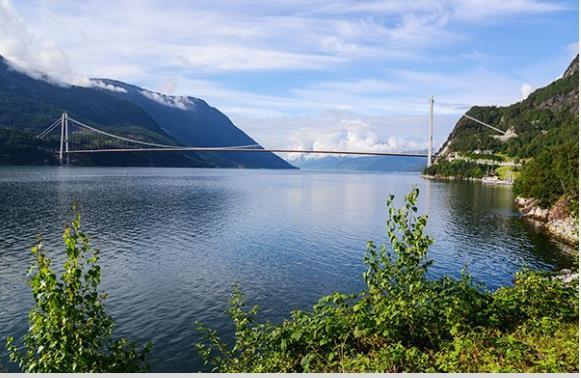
[0,166,573,372]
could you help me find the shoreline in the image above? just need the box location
[422,175,578,248]
[515,196,579,248]
[420,174,513,186]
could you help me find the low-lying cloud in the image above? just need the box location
[90,79,127,93]
[520,83,534,99]
[283,123,427,161]
[140,90,193,110]
[0,0,78,85]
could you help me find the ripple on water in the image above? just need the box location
[0,167,574,372]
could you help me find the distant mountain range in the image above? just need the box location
[292,155,426,172]
[0,55,294,169]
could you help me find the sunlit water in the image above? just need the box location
[0,166,573,372]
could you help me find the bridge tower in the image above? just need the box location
[427,95,434,168]
[59,112,69,165]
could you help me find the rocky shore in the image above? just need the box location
[515,196,579,246]
[421,175,578,247]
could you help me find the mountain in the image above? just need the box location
[0,56,205,167]
[425,55,578,215]
[0,55,294,168]
[0,57,163,134]
[90,79,293,169]
[293,155,426,172]
[434,55,578,161]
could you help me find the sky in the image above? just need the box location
[0,0,578,158]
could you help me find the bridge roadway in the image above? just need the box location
[63,147,431,158]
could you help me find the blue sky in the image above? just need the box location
[0,0,578,157]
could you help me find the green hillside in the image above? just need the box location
[0,56,294,168]
[0,57,213,167]
[425,55,579,213]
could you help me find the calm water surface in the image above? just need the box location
[0,166,573,372]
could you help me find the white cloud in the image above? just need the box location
[139,89,193,110]
[0,0,80,85]
[306,79,403,94]
[173,46,342,72]
[151,64,545,156]
[90,79,127,93]
[449,0,568,21]
[315,0,567,18]
[228,109,455,161]
[159,78,178,95]
[11,0,564,80]
[278,117,428,161]
[565,41,579,57]
[520,83,534,99]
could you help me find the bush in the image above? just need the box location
[435,318,579,372]
[514,141,578,213]
[490,270,579,327]
[195,189,579,373]
[6,212,152,373]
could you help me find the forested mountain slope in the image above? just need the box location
[426,55,578,216]
[0,56,293,168]
[438,56,577,160]
[91,79,293,169]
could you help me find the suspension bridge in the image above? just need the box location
[36,96,504,167]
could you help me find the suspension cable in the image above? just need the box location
[36,118,62,138]
[38,114,264,150]
[69,116,262,150]
[462,113,506,135]
[69,117,177,148]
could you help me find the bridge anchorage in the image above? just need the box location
[38,97,513,167]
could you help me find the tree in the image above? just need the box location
[6,211,152,372]
[514,141,579,213]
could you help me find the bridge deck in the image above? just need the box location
[64,147,430,158]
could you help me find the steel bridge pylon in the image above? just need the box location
[427,95,434,168]
[58,112,70,166]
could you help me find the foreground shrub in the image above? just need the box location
[196,188,579,373]
[435,318,578,372]
[6,212,151,373]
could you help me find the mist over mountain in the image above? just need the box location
[0,56,163,134]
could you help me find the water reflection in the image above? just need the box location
[0,167,573,372]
